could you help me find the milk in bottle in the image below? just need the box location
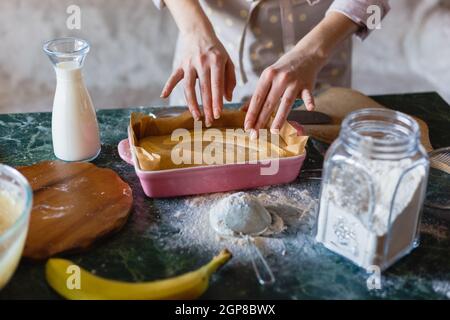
[44,38,101,161]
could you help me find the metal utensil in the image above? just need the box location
[226,222,275,286]
[242,234,275,286]
[224,206,275,286]
[425,147,450,210]
[287,110,332,124]
[300,168,323,180]
[210,197,276,286]
[429,147,450,175]
[426,202,450,210]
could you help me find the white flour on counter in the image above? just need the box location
[151,187,318,263]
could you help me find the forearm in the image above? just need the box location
[294,11,359,60]
[164,0,214,37]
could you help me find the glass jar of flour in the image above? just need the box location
[316,108,429,271]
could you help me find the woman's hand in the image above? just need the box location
[243,45,327,136]
[161,33,236,127]
[161,0,237,126]
[243,11,359,136]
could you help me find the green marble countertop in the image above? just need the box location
[1,92,449,299]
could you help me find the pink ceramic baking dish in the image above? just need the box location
[118,122,307,198]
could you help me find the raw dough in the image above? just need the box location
[209,192,272,236]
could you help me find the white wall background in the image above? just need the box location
[0,0,448,114]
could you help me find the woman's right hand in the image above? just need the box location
[160,32,236,127]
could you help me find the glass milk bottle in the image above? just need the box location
[43,37,101,161]
[316,109,429,271]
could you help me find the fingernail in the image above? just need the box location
[270,128,279,135]
[213,111,220,120]
[205,119,212,128]
[250,129,257,140]
[193,111,200,121]
[244,122,250,131]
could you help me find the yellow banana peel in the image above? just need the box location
[45,249,232,300]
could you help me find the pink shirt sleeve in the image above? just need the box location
[327,0,390,40]
[152,0,165,10]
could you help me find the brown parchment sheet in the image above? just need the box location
[130,109,308,171]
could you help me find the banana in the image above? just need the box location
[45,249,232,300]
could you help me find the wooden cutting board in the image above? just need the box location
[17,161,133,260]
[295,87,433,152]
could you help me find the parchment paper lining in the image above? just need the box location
[130,110,308,171]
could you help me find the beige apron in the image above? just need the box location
[170,0,352,105]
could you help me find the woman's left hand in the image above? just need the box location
[243,45,327,136]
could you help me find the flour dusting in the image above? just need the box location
[151,186,318,263]
[432,280,450,299]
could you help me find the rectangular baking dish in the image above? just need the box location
[118,118,306,198]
